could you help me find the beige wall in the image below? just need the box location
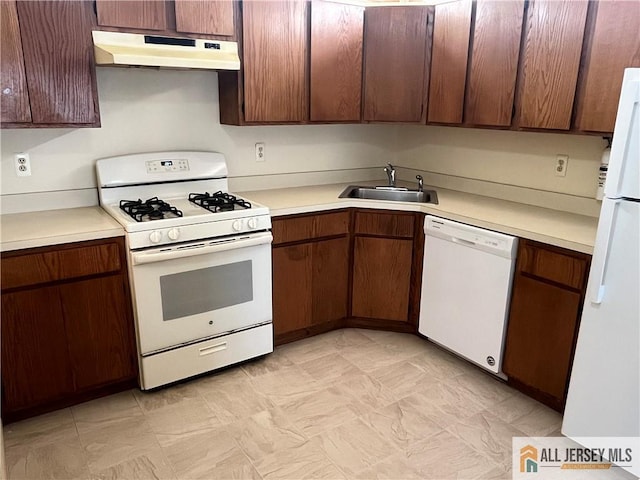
[0,67,606,213]
[0,68,395,200]
[397,125,606,199]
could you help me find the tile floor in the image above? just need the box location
[4,329,565,480]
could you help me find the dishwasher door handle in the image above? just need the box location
[452,237,476,247]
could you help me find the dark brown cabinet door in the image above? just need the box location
[272,236,349,341]
[574,1,640,133]
[311,237,349,324]
[60,276,137,391]
[96,0,169,30]
[503,240,590,412]
[17,0,99,125]
[0,0,31,124]
[243,0,308,122]
[503,276,581,410]
[516,0,589,130]
[352,236,413,322]
[1,287,74,412]
[175,0,235,36]
[272,243,313,338]
[363,6,430,122]
[427,0,472,124]
[0,238,137,423]
[465,0,525,127]
[310,1,363,122]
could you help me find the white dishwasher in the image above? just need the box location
[418,216,518,377]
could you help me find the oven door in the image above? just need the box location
[129,231,272,355]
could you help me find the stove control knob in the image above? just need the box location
[149,231,162,244]
[168,228,180,241]
[247,218,258,230]
[232,220,243,232]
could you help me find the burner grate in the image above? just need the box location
[189,191,252,213]
[119,197,184,222]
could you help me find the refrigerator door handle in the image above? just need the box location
[605,76,640,198]
[588,199,621,304]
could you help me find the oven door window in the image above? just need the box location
[160,260,253,321]
[131,240,272,355]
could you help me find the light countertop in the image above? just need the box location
[239,182,599,254]
[1,206,125,253]
[0,184,599,254]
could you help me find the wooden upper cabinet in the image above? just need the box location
[574,1,640,133]
[0,0,31,124]
[96,0,235,36]
[516,0,589,130]
[310,1,364,122]
[16,1,99,125]
[243,1,308,123]
[465,0,525,127]
[427,0,472,124]
[174,0,235,36]
[96,1,169,31]
[363,6,430,123]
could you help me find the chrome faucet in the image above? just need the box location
[416,175,424,192]
[383,163,396,187]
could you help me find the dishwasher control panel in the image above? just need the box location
[425,216,516,258]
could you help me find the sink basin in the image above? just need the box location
[339,185,438,204]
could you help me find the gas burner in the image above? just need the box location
[119,197,184,222]
[189,191,252,213]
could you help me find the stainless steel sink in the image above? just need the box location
[339,185,438,204]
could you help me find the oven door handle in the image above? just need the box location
[131,232,273,265]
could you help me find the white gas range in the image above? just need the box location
[96,151,273,390]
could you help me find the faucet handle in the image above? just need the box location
[416,175,424,192]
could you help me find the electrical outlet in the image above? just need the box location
[15,153,31,177]
[255,143,265,162]
[555,154,568,177]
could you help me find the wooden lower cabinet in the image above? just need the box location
[271,209,424,345]
[1,237,138,422]
[1,287,74,412]
[60,275,138,391]
[351,236,413,322]
[312,238,350,326]
[272,238,349,342]
[272,242,313,338]
[272,211,350,344]
[350,209,423,328]
[503,240,590,412]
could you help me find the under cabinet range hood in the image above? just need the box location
[92,31,240,70]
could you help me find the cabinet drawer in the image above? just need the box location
[518,241,588,290]
[354,211,414,238]
[1,242,122,290]
[272,211,350,245]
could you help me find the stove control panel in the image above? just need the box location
[126,213,273,250]
[145,159,189,174]
[231,217,260,232]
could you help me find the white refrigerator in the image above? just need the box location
[562,68,640,474]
